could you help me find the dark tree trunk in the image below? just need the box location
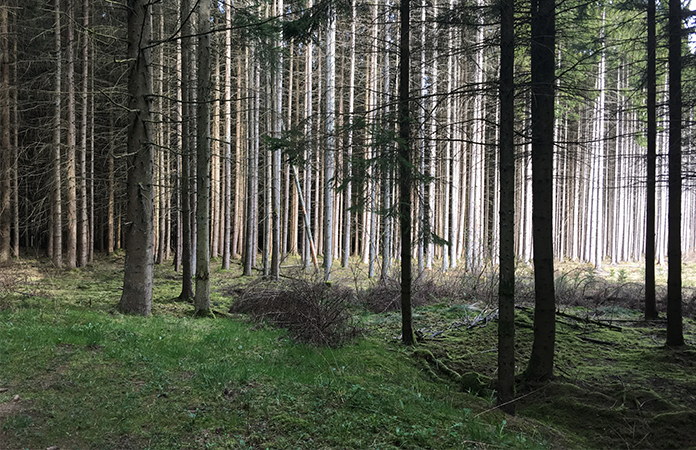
[194,0,211,315]
[0,3,10,263]
[399,0,414,346]
[525,0,556,381]
[179,0,195,300]
[498,0,516,414]
[645,0,658,320]
[666,0,684,346]
[119,0,154,316]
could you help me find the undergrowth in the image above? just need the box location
[0,255,547,450]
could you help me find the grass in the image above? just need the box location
[0,255,548,450]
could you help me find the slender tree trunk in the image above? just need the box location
[323,2,336,281]
[120,0,154,316]
[52,0,63,267]
[645,0,658,319]
[78,0,89,267]
[194,0,211,314]
[342,0,356,268]
[222,2,232,270]
[525,0,556,381]
[666,0,683,346]
[179,0,195,299]
[498,0,515,414]
[399,0,414,346]
[0,3,10,263]
[65,0,77,269]
[271,0,284,281]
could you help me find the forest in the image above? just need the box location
[1,0,696,447]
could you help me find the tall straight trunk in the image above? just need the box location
[323,2,336,281]
[244,53,260,276]
[120,0,154,316]
[211,49,220,260]
[179,0,195,299]
[78,0,89,267]
[155,6,166,265]
[342,2,356,267]
[11,19,18,257]
[399,0,414,346]
[283,41,294,258]
[666,0,683,346]
[525,0,556,381]
[0,3,10,262]
[593,17,606,271]
[52,0,62,267]
[222,2,232,270]
[65,0,77,269]
[645,0,658,319]
[194,0,211,314]
[303,30,314,271]
[231,52,243,260]
[498,0,515,414]
[271,0,284,281]
[381,6,392,280]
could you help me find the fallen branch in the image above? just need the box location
[578,336,618,346]
[557,310,623,332]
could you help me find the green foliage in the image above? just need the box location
[0,257,545,450]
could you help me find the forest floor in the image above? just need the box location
[0,253,694,449]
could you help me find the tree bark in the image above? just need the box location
[323,2,336,281]
[666,0,683,346]
[119,0,154,316]
[525,0,556,381]
[0,3,10,263]
[52,0,63,267]
[645,0,658,319]
[65,0,77,269]
[399,0,414,346]
[78,0,89,267]
[498,0,516,414]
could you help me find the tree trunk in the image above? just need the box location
[645,0,658,319]
[525,0,556,381]
[179,0,195,299]
[666,0,683,346]
[498,0,516,414]
[323,2,336,281]
[194,0,211,315]
[78,0,89,267]
[0,3,10,263]
[399,0,414,346]
[65,0,77,269]
[119,0,154,316]
[52,0,63,267]
[222,2,232,270]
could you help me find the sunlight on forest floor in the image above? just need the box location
[0,254,695,449]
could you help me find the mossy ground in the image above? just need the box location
[0,254,547,450]
[362,266,696,450]
[1,255,694,449]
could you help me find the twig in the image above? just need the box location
[578,336,617,346]
[557,310,623,332]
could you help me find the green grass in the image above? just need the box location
[0,256,548,450]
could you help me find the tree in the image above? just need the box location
[51,0,63,268]
[666,0,683,346]
[66,0,77,269]
[498,0,516,413]
[194,0,211,315]
[645,0,658,320]
[0,2,10,263]
[525,0,556,381]
[119,0,154,316]
[323,0,336,281]
[399,0,414,346]
[179,0,195,300]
